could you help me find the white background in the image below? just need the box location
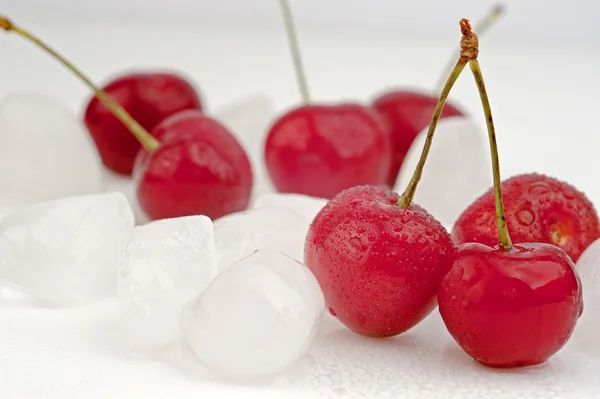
[1,1,600,398]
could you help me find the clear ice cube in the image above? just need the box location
[0,192,134,306]
[118,215,217,351]
[0,93,104,212]
[572,238,600,357]
[213,207,309,272]
[213,94,276,202]
[394,117,491,229]
[181,249,324,379]
[253,193,328,224]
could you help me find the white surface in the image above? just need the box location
[2,300,600,398]
[0,7,599,399]
[118,215,217,351]
[0,93,104,212]
[0,192,133,306]
[213,207,309,272]
[394,117,492,229]
[182,249,324,379]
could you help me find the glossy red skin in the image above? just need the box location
[134,110,252,221]
[371,90,464,187]
[85,72,203,175]
[452,173,600,262]
[264,104,392,199]
[438,242,583,368]
[304,185,455,337]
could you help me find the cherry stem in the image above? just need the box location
[278,0,311,104]
[469,59,513,250]
[435,3,505,93]
[0,16,161,153]
[397,19,477,209]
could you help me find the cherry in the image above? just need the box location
[0,16,253,221]
[305,186,455,336]
[370,4,505,187]
[452,173,600,262]
[134,110,252,220]
[264,0,392,199]
[437,19,582,368]
[84,72,203,176]
[371,91,463,187]
[304,19,471,338]
[265,104,391,199]
[440,242,582,367]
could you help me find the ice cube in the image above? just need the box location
[394,117,491,229]
[181,249,324,379]
[0,192,134,306]
[0,93,104,212]
[118,215,217,351]
[214,94,276,201]
[101,168,148,225]
[572,238,600,357]
[253,193,328,223]
[213,207,308,272]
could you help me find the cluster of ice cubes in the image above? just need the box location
[117,192,327,378]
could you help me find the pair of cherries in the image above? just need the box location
[306,19,596,368]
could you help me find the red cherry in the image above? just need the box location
[264,104,392,199]
[452,173,600,262]
[438,19,583,368]
[438,242,582,367]
[134,110,252,221]
[304,185,455,337]
[84,72,203,175]
[372,89,464,187]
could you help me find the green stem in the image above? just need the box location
[469,59,512,250]
[278,0,310,104]
[0,16,160,153]
[397,60,467,208]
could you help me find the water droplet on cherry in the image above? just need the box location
[348,236,368,252]
[528,183,550,196]
[516,206,535,226]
